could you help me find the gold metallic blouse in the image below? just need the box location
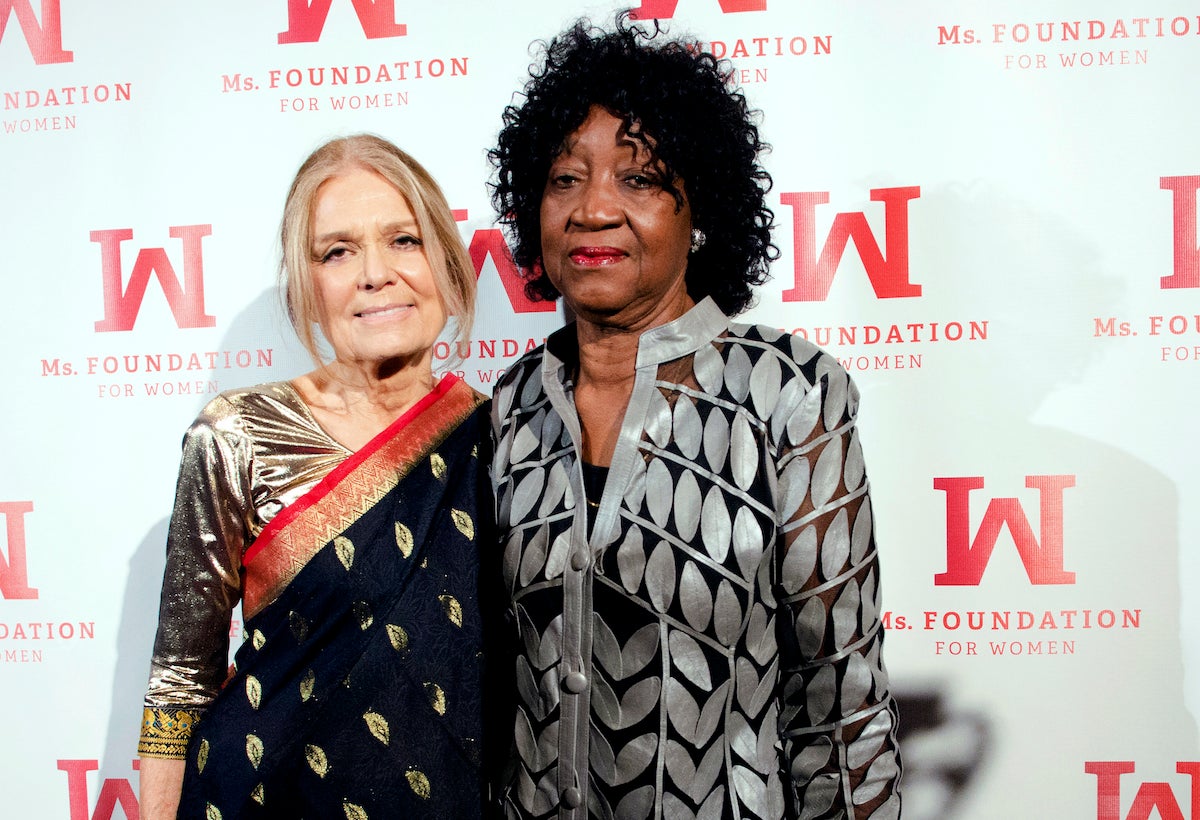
[139,382,348,758]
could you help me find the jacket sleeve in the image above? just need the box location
[772,365,902,818]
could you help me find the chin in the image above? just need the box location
[560,290,623,312]
[565,301,620,319]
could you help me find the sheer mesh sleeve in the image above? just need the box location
[773,368,902,818]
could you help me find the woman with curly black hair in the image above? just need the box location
[488,14,901,819]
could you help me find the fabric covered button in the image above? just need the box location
[570,549,588,571]
[562,672,588,694]
[561,786,582,808]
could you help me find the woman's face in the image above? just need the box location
[309,167,446,372]
[540,106,693,330]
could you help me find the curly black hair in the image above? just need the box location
[489,13,777,316]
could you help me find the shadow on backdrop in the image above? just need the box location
[102,287,313,792]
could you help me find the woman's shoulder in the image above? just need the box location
[214,379,302,404]
[713,320,860,432]
[195,380,300,417]
[187,381,309,438]
[722,320,852,387]
[443,373,491,408]
[491,343,551,402]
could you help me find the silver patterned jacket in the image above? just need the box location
[490,298,901,819]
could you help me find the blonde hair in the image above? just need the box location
[279,134,475,367]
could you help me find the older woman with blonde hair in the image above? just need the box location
[138,135,491,818]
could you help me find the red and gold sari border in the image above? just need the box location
[242,375,483,618]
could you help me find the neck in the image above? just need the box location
[307,358,436,419]
[575,327,639,391]
[574,292,694,387]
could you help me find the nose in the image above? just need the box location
[359,244,395,290]
[570,177,622,230]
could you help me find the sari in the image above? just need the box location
[176,376,490,819]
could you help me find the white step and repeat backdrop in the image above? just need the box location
[2,1,1198,817]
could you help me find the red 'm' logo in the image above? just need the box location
[0,0,72,64]
[1160,175,1200,289]
[58,760,139,820]
[0,501,37,600]
[1086,761,1200,820]
[467,230,555,315]
[933,475,1076,586]
[779,187,922,301]
[453,211,554,314]
[278,0,406,44]
[92,225,216,332]
[630,0,766,19]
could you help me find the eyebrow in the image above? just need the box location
[311,219,421,247]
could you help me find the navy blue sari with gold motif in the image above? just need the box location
[177,377,490,819]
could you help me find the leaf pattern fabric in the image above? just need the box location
[491,298,901,819]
